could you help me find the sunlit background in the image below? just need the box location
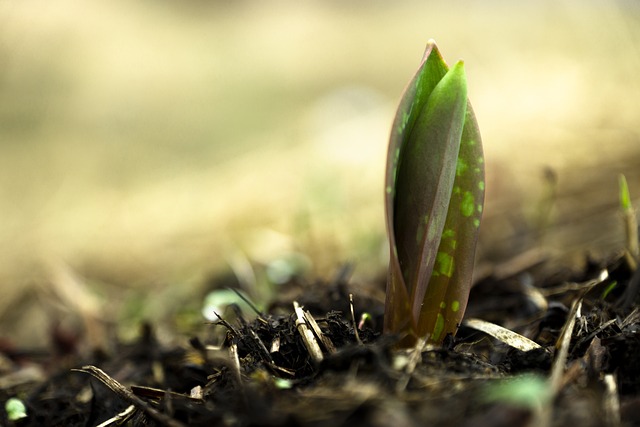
[1,0,639,347]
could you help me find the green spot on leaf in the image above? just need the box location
[451,300,460,312]
[436,251,454,278]
[473,218,480,228]
[477,204,483,213]
[399,112,410,134]
[478,181,485,191]
[460,191,475,217]
[440,301,446,309]
[456,157,468,176]
[442,228,456,239]
[432,313,445,341]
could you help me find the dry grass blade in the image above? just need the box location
[535,269,610,427]
[463,318,542,352]
[533,300,581,427]
[550,299,582,392]
[95,405,136,427]
[349,294,363,345]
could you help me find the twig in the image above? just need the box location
[95,405,136,427]
[248,327,275,364]
[228,343,242,386]
[230,287,263,317]
[304,311,336,354]
[73,365,187,427]
[349,294,363,345]
[293,301,324,363]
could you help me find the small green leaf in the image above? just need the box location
[600,281,617,300]
[6,397,27,421]
[619,174,631,211]
[417,102,484,339]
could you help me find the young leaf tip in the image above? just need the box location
[425,39,438,55]
[619,174,631,211]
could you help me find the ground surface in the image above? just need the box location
[1,250,639,426]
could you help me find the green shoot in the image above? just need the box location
[5,398,28,421]
[384,40,485,344]
[600,281,618,300]
[619,174,639,270]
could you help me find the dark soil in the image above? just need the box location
[1,254,639,427]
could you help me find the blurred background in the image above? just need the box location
[1,0,639,348]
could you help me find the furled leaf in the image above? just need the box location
[399,62,468,318]
[384,41,469,337]
[384,41,448,336]
[384,40,484,344]
[417,103,485,340]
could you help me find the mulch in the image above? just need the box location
[1,252,639,427]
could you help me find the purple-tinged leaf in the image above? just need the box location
[417,103,485,340]
[384,40,484,345]
[384,41,450,336]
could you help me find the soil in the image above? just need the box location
[1,252,639,427]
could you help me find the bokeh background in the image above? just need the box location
[1,0,639,347]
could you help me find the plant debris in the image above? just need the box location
[1,253,639,426]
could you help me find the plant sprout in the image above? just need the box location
[5,397,27,421]
[619,173,639,270]
[384,40,485,344]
